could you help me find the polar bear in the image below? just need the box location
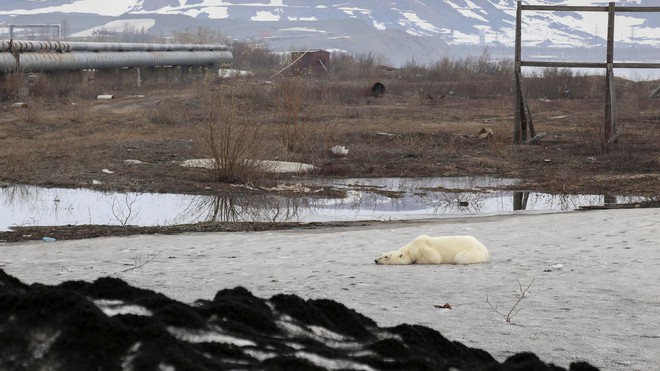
[374,235,489,265]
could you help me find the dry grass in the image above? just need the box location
[277,77,306,153]
[0,52,657,197]
[2,139,33,180]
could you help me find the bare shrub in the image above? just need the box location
[329,52,384,80]
[397,52,514,98]
[231,40,283,74]
[198,81,271,184]
[308,81,372,104]
[488,128,512,157]
[229,78,274,110]
[444,134,459,157]
[277,77,306,153]
[57,101,86,122]
[487,278,535,323]
[524,68,598,99]
[147,102,180,126]
[1,72,24,101]
[574,116,606,154]
[14,100,41,124]
[2,139,32,179]
[119,247,168,273]
[109,192,140,226]
[601,129,660,172]
[36,72,90,98]
[171,26,228,45]
[395,133,443,159]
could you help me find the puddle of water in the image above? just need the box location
[0,178,651,231]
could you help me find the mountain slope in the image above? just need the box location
[1,1,659,66]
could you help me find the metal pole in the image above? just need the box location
[514,1,523,144]
[604,2,617,149]
[136,67,142,88]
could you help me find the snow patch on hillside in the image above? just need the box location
[70,19,156,38]
[252,10,282,21]
[399,12,440,36]
[0,0,138,17]
[446,0,489,23]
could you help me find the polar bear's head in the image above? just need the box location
[374,251,411,265]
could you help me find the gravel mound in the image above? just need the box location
[0,270,598,370]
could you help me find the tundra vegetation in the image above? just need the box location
[0,41,658,202]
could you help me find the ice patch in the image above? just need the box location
[179,158,317,173]
[295,351,376,371]
[167,326,256,346]
[93,299,152,317]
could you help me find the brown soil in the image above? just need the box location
[1,78,658,241]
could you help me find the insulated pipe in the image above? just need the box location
[1,40,67,52]
[65,42,228,52]
[0,53,15,72]
[13,51,232,72]
[0,40,228,53]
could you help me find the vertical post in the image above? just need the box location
[514,1,523,144]
[604,2,618,150]
[136,67,142,88]
[177,66,184,83]
[513,191,529,211]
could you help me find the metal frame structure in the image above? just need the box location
[9,24,61,40]
[514,1,660,149]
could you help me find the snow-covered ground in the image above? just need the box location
[1,208,658,370]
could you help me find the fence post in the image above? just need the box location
[514,1,523,144]
[513,1,536,144]
[604,2,618,151]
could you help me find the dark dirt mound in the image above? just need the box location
[0,270,598,370]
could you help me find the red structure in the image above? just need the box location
[290,50,329,75]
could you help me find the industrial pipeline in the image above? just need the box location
[0,40,232,72]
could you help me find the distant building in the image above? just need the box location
[290,50,329,75]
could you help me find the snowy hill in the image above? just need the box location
[0,0,659,66]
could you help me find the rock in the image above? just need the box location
[370,82,386,97]
[478,127,494,139]
[330,145,349,157]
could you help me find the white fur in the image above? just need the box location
[374,235,490,265]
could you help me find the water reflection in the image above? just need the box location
[0,178,654,231]
[183,194,307,223]
[512,192,647,211]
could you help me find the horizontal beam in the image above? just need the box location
[521,61,605,68]
[521,5,607,12]
[521,5,660,13]
[521,61,660,69]
[615,7,660,12]
[614,62,660,68]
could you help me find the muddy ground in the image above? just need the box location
[0,76,658,241]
